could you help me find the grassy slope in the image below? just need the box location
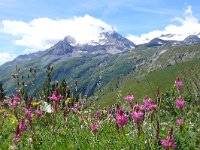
[94,57,200,107]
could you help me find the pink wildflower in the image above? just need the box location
[116,108,127,129]
[106,107,113,120]
[90,123,99,133]
[35,109,42,118]
[24,107,31,116]
[161,130,176,149]
[175,77,183,89]
[176,119,184,125]
[124,94,134,103]
[134,103,142,112]
[130,111,144,124]
[27,113,33,123]
[143,96,157,111]
[140,104,146,111]
[14,133,20,143]
[24,108,33,123]
[176,98,185,110]
[19,118,27,134]
[95,109,102,120]
[13,93,22,102]
[48,90,63,102]
[8,99,18,109]
[14,125,20,143]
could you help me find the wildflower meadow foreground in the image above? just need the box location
[0,70,200,149]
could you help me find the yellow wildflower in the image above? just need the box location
[66,98,73,103]
[0,109,5,113]
[32,101,40,107]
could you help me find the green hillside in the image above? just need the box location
[0,52,139,96]
[1,44,200,100]
[94,57,200,107]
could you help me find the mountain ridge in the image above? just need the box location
[9,31,136,66]
[0,31,138,96]
[0,32,200,97]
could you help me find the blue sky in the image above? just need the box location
[0,0,200,64]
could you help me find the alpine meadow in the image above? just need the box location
[0,1,200,149]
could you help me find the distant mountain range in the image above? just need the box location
[154,32,200,43]
[9,31,135,67]
[138,35,200,48]
[0,31,137,96]
[0,31,200,96]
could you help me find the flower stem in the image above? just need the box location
[122,129,133,149]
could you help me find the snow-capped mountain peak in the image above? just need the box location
[158,32,200,42]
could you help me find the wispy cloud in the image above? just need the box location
[1,15,115,53]
[0,52,16,65]
[127,5,200,44]
[130,6,180,15]
[0,0,17,7]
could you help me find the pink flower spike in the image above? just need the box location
[143,96,157,111]
[24,108,34,123]
[27,113,33,123]
[176,119,184,125]
[13,93,22,102]
[176,98,185,110]
[133,103,141,112]
[161,139,169,149]
[35,109,43,118]
[130,111,144,124]
[95,109,102,120]
[124,94,134,103]
[14,125,20,143]
[161,130,176,149]
[90,123,99,133]
[14,133,20,143]
[19,118,27,134]
[175,77,183,89]
[48,90,63,102]
[116,109,127,129]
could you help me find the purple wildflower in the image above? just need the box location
[124,94,134,103]
[175,77,183,89]
[176,119,184,125]
[48,90,63,102]
[116,108,127,129]
[19,118,27,134]
[161,130,176,149]
[130,111,144,124]
[35,109,42,118]
[143,96,157,111]
[90,123,99,133]
[176,98,185,110]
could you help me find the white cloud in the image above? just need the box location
[0,52,16,65]
[1,15,114,52]
[127,5,200,44]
